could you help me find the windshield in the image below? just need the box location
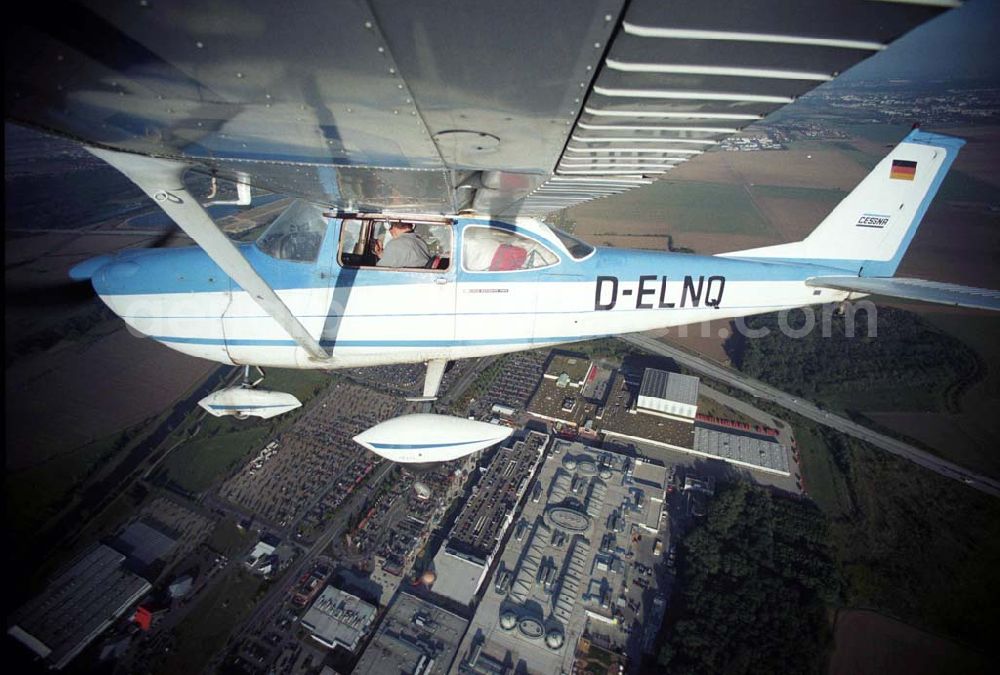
[255,200,328,262]
[550,227,595,260]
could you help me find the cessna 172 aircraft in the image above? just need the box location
[6,0,998,462]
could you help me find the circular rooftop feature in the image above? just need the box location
[545,629,565,650]
[562,457,578,471]
[518,617,544,640]
[545,506,591,532]
[499,610,517,631]
[599,467,613,479]
[577,460,597,476]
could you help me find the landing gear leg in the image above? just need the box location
[405,359,449,411]
[241,364,265,389]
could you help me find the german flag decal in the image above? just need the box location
[890,159,917,181]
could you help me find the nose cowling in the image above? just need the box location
[68,254,113,281]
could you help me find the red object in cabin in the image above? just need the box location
[489,244,528,271]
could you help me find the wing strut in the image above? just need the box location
[86,147,331,362]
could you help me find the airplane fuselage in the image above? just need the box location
[82,216,855,369]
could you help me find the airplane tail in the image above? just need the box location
[719,128,964,277]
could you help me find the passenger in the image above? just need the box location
[375,222,432,268]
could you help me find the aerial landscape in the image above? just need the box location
[5,2,1000,674]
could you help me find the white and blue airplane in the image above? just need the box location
[7,0,998,462]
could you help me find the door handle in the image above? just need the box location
[434,277,449,285]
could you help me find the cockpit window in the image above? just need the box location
[550,227,595,260]
[463,226,559,272]
[255,200,328,262]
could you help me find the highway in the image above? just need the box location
[621,334,1000,498]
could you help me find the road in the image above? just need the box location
[226,460,396,649]
[437,354,501,408]
[621,334,1000,498]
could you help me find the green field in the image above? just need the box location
[207,519,251,557]
[160,425,272,494]
[568,180,773,235]
[749,183,849,203]
[6,425,132,540]
[157,368,334,494]
[835,123,914,144]
[936,168,1000,203]
[154,569,263,675]
[816,428,1000,649]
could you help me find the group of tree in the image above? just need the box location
[723,306,980,413]
[656,482,839,674]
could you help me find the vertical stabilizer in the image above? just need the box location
[719,129,964,277]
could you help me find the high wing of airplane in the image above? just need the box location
[7,0,997,463]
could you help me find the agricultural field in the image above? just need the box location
[829,609,988,675]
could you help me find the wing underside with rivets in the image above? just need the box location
[5,0,953,216]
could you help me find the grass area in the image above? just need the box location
[749,183,849,202]
[794,421,854,519]
[207,519,251,557]
[154,568,263,675]
[830,141,882,169]
[6,425,132,540]
[922,312,1000,416]
[568,180,773,235]
[836,123,913,144]
[936,168,1000,203]
[258,367,334,402]
[157,368,335,494]
[823,430,1000,649]
[160,426,272,494]
[566,338,631,362]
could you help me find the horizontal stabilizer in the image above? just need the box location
[807,277,1000,311]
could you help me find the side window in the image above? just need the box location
[463,227,559,272]
[255,200,327,262]
[338,219,452,270]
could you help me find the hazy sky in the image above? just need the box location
[844,0,999,81]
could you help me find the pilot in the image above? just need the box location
[375,222,432,268]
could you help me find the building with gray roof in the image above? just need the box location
[7,544,151,670]
[453,440,672,674]
[431,432,548,606]
[637,369,699,422]
[301,585,377,652]
[354,592,468,675]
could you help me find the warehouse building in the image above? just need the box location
[300,585,377,652]
[636,369,699,422]
[353,592,468,675]
[7,545,151,670]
